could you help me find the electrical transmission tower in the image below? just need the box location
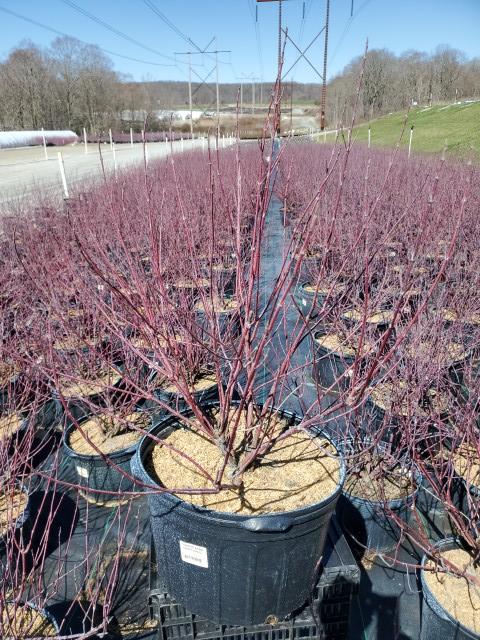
[257,0,331,132]
[175,39,231,135]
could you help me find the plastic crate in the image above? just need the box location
[148,516,359,640]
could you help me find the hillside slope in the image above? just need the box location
[354,102,480,160]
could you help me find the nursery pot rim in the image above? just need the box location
[420,537,480,639]
[132,401,346,525]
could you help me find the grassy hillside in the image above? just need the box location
[353,101,480,160]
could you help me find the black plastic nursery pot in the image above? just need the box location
[293,282,328,319]
[415,473,458,543]
[336,442,419,554]
[131,405,346,626]
[312,333,363,394]
[195,301,240,340]
[341,308,393,336]
[1,406,57,473]
[420,539,480,640]
[337,485,416,555]
[63,417,143,506]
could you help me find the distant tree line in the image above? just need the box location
[327,46,480,127]
[0,37,478,133]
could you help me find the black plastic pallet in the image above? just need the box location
[148,516,360,640]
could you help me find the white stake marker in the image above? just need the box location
[41,127,48,160]
[83,127,88,154]
[368,126,371,149]
[130,127,134,148]
[57,152,69,199]
[408,126,414,159]
[109,128,113,150]
[112,142,117,181]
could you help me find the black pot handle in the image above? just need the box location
[240,515,294,532]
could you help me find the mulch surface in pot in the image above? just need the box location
[148,407,340,514]
[69,411,150,456]
[424,548,480,634]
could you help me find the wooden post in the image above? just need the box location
[368,126,371,149]
[83,127,88,154]
[57,152,69,199]
[109,128,113,150]
[130,127,134,147]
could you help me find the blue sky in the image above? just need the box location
[0,1,479,83]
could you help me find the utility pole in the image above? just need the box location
[257,0,283,134]
[175,42,230,130]
[239,74,259,116]
[290,79,294,132]
[188,52,193,137]
[320,0,330,130]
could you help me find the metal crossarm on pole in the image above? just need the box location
[175,41,231,130]
[281,28,325,81]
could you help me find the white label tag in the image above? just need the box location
[76,465,89,479]
[179,541,208,568]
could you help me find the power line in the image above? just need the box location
[142,0,227,75]
[0,4,175,67]
[329,0,373,66]
[59,0,183,64]
[248,0,264,82]
[142,0,199,51]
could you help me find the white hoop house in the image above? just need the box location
[0,130,78,149]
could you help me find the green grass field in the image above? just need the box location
[353,101,480,160]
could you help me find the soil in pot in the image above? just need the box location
[453,446,480,487]
[423,548,480,636]
[56,367,122,400]
[0,361,19,389]
[194,296,238,315]
[344,451,414,503]
[149,408,340,513]
[368,381,450,429]
[55,366,123,424]
[68,410,149,456]
[0,411,24,443]
[1,603,58,637]
[341,308,394,327]
[0,487,28,538]
[151,370,219,412]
